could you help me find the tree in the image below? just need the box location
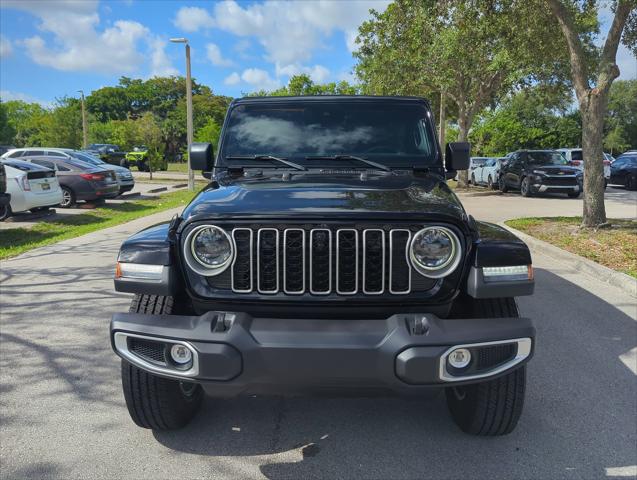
[136,112,163,179]
[546,0,636,227]
[354,0,571,186]
[250,74,360,96]
[0,102,16,144]
[604,79,637,153]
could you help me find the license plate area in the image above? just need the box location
[41,183,50,191]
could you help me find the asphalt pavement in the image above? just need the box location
[0,191,636,480]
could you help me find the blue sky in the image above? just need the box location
[0,0,635,107]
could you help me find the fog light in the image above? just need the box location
[170,344,193,365]
[448,348,471,369]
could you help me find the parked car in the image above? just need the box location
[21,156,119,207]
[555,148,611,185]
[0,147,134,195]
[471,157,505,189]
[87,144,129,167]
[609,152,637,190]
[499,149,583,197]
[0,159,62,220]
[76,151,135,194]
[0,163,10,220]
[110,95,536,436]
[467,157,489,183]
[125,145,149,171]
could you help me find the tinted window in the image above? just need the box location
[571,150,583,161]
[25,150,45,156]
[31,159,56,170]
[527,151,568,166]
[220,101,437,167]
[64,159,94,170]
[47,151,66,158]
[7,151,23,158]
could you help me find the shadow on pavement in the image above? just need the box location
[149,267,637,480]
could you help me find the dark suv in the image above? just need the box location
[110,96,535,436]
[498,150,583,197]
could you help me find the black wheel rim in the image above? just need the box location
[452,386,467,401]
[179,381,197,397]
[522,179,528,194]
[0,205,8,219]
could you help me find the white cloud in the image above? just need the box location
[0,35,12,58]
[4,0,176,76]
[174,1,389,65]
[276,63,330,83]
[149,37,179,77]
[241,68,280,90]
[224,72,241,85]
[173,6,215,32]
[206,43,235,67]
[0,89,52,107]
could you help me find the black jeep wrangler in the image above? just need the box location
[110,96,535,436]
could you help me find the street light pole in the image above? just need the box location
[171,38,195,191]
[78,90,88,149]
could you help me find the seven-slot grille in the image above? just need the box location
[225,227,416,295]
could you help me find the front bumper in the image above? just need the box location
[110,311,535,396]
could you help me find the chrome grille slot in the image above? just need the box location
[257,228,279,293]
[283,229,305,294]
[363,229,385,294]
[310,229,332,294]
[336,229,358,294]
[389,229,411,294]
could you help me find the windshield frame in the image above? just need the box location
[216,98,442,171]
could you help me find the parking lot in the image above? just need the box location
[0,189,635,480]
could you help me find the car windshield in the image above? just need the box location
[71,152,103,165]
[527,152,568,166]
[220,101,437,168]
[1,160,50,171]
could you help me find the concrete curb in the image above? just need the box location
[500,222,637,298]
[147,186,168,193]
[118,192,141,199]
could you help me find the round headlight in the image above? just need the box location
[410,226,461,278]
[185,225,234,275]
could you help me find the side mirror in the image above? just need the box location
[190,142,214,171]
[445,142,471,171]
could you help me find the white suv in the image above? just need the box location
[556,148,611,183]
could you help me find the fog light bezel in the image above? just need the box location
[113,332,199,378]
[447,347,472,369]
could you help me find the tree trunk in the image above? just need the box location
[580,94,608,227]
[456,112,470,188]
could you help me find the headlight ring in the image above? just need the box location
[409,226,462,279]
[184,225,234,276]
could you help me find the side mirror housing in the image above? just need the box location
[190,142,214,171]
[445,142,471,171]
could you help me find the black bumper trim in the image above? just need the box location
[110,311,535,393]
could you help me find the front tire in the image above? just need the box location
[520,177,532,197]
[446,298,527,436]
[121,294,203,430]
[627,176,637,191]
[487,175,494,190]
[567,191,581,198]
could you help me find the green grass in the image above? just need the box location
[505,216,637,279]
[0,189,198,260]
[167,162,189,173]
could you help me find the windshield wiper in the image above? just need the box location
[305,155,391,172]
[224,155,306,171]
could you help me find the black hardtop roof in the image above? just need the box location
[232,95,431,106]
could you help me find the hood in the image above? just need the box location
[181,170,467,224]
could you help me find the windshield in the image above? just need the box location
[71,152,102,165]
[220,101,437,168]
[528,151,568,166]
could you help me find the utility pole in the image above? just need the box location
[439,89,446,157]
[170,37,195,191]
[79,90,88,149]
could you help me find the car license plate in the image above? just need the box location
[41,183,50,191]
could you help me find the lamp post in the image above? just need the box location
[170,37,194,191]
[78,90,88,149]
